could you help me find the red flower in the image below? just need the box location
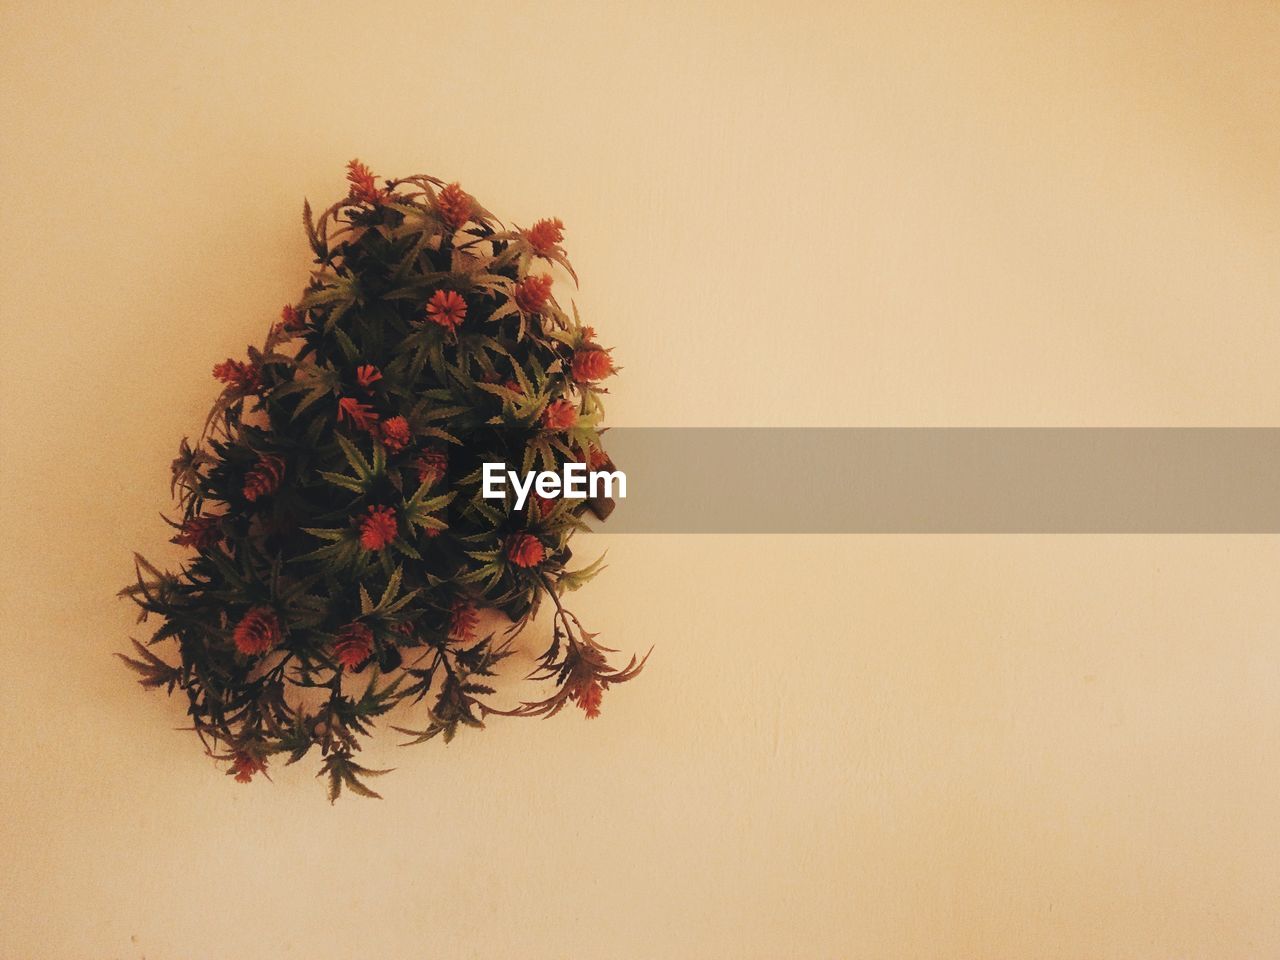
[425,290,467,332]
[513,274,554,314]
[581,443,611,471]
[171,514,222,550]
[573,678,604,719]
[542,399,578,431]
[243,454,286,502]
[449,598,478,642]
[332,622,374,670]
[507,533,545,568]
[414,448,448,487]
[436,182,473,230]
[280,304,305,331]
[337,396,380,432]
[229,752,268,783]
[212,358,260,394]
[571,348,614,383]
[532,494,558,518]
[379,415,411,453]
[233,607,281,656]
[346,158,386,205]
[524,217,565,256]
[355,364,382,389]
[360,505,398,551]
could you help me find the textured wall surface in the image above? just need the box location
[3,2,1280,957]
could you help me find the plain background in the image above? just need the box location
[3,1,1280,957]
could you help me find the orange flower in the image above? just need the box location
[229,752,268,783]
[573,678,604,719]
[436,182,473,230]
[426,290,467,331]
[280,304,305,331]
[542,399,577,431]
[449,598,479,642]
[582,443,611,471]
[360,505,398,551]
[212,358,260,394]
[346,159,386,204]
[524,217,565,256]
[507,533,545,568]
[379,415,411,453]
[233,607,281,656]
[571,348,614,383]
[414,448,448,486]
[337,396,380,433]
[355,364,382,389]
[513,274,554,314]
[171,514,222,550]
[332,622,374,670]
[243,454,286,502]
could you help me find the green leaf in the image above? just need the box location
[558,552,608,592]
[335,432,374,481]
[319,470,366,493]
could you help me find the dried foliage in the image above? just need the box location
[121,161,645,800]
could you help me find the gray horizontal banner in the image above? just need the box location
[584,429,1280,533]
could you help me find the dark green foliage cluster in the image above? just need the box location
[121,163,645,800]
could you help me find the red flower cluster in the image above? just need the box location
[379,415,411,453]
[337,396,379,433]
[346,159,387,205]
[507,533,545,568]
[542,399,577,431]
[581,442,611,471]
[436,182,473,230]
[426,290,467,332]
[514,274,554,314]
[332,622,374,670]
[524,217,565,256]
[171,514,222,550]
[571,348,613,383]
[360,505,398,551]
[280,304,305,331]
[355,364,382,389]
[233,606,281,656]
[414,448,447,486]
[243,454,285,502]
[229,752,268,784]
[449,598,478,642]
[573,678,604,719]
[212,358,260,394]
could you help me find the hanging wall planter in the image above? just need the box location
[121,161,646,800]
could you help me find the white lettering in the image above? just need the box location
[482,462,507,500]
[535,471,561,498]
[563,462,587,498]
[509,469,537,511]
[480,463,627,506]
[591,469,626,500]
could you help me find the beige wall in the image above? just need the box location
[3,1,1280,957]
